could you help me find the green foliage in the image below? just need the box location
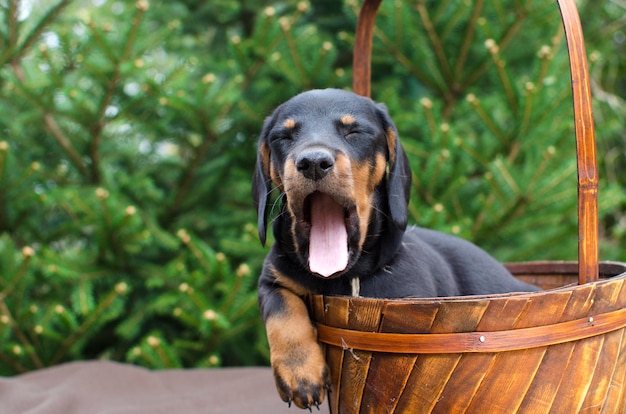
[368,1,576,259]
[0,0,624,375]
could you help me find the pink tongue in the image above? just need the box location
[308,192,349,277]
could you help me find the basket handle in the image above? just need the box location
[352,0,599,284]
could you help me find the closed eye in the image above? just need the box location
[270,131,293,142]
[270,126,299,142]
[344,125,376,140]
[338,122,363,139]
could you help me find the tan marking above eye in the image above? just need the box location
[283,118,296,129]
[340,114,356,125]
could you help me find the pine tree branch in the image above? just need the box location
[50,287,123,365]
[89,4,148,184]
[164,128,217,221]
[0,300,44,369]
[433,0,455,22]
[0,250,32,299]
[466,94,508,144]
[5,0,88,179]
[0,351,28,373]
[461,8,527,89]
[517,85,535,140]
[280,19,308,86]
[488,44,519,115]
[161,17,284,224]
[453,0,485,79]
[43,113,90,177]
[416,1,453,86]
[16,0,71,62]
[374,28,437,91]
[0,0,70,68]
[8,0,18,57]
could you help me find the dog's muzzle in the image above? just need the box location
[287,148,361,278]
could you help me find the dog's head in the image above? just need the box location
[252,89,411,278]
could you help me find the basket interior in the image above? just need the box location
[507,261,626,291]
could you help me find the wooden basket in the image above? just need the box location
[307,1,626,413]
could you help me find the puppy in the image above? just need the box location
[252,88,539,409]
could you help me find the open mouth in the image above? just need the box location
[302,191,357,278]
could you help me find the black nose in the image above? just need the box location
[296,149,335,181]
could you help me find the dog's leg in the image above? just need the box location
[258,265,330,410]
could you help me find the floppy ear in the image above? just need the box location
[251,119,274,246]
[375,103,412,267]
[377,103,411,230]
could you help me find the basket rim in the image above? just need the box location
[310,261,626,305]
[312,261,626,354]
[311,261,626,353]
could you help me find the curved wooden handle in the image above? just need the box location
[352,0,599,284]
[352,0,382,97]
[557,0,599,284]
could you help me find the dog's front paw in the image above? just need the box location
[271,345,331,410]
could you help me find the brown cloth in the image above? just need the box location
[0,361,330,413]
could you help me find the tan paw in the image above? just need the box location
[271,345,331,410]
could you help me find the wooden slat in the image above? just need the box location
[322,296,351,414]
[430,353,497,414]
[560,283,596,321]
[591,278,626,314]
[338,298,384,414]
[517,342,577,412]
[358,302,440,413]
[394,302,489,411]
[581,280,626,412]
[548,335,606,413]
[463,291,573,412]
[428,301,490,333]
[467,348,547,412]
[617,278,626,308]
[338,351,371,414]
[308,294,325,323]
[432,297,532,412]
[601,329,626,413]
[474,297,532,330]
[358,354,416,414]
[579,329,625,411]
[377,302,441,333]
[517,288,594,411]
[394,353,464,412]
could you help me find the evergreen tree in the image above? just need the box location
[0,0,623,375]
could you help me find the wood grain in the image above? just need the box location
[308,264,626,413]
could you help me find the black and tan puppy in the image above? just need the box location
[252,88,538,409]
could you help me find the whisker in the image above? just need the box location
[267,189,287,227]
[270,194,286,225]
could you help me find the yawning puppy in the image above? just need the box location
[252,88,539,409]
